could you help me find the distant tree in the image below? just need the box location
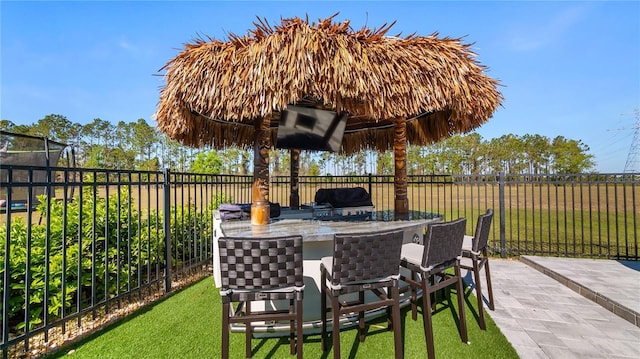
[308,159,321,176]
[171,145,191,172]
[522,134,551,174]
[10,124,33,136]
[114,121,134,153]
[271,149,281,176]
[0,120,16,132]
[80,118,115,167]
[505,134,529,173]
[550,136,595,173]
[317,152,331,175]
[159,134,184,170]
[353,151,367,174]
[270,149,290,176]
[82,146,103,168]
[4,116,602,175]
[376,151,394,175]
[190,150,223,174]
[334,152,351,175]
[424,150,440,174]
[407,145,421,175]
[110,147,137,169]
[438,134,485,175]
[460,133,484,175]
[139,157,160,171]
[239,149,251,175]
[30,114,81,145]
[131,119,158,171]
[220,147,251,174]
[484,135,520,173]
[298,151,312,175]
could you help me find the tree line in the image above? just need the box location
[1,114,596,175]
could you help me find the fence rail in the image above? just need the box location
[271,172,638,260]
[1,165,638,357]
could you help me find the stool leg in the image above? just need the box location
[332,295,341,359]
[422,280,435,359]
[358,291,365,342]
[455,265,468,343]
[222,302,230,359]
[297,298,303,359]
[290,299,295,355]
[245,301,252,358]
[391,285,403,359]
[483,252,495,311]
[321,274,328,352]
[473,257,487,330]
[411,271,418,321]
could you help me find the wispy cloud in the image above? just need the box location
[117,36,154,58]
[118,37,137,52]
[509,4,592,52]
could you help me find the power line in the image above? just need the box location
[606,110,639,173]
[623,113,640,173]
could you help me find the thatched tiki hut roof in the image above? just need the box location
[155,15,502,224]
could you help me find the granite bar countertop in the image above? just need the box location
[219,217,439,242]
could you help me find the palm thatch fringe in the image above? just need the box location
[155,14,502,153]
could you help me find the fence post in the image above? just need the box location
[499,172,506,258]
[163,168,172,292]
[368,173,373,196]
[1,169,11,358]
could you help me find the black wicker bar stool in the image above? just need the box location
[218,235,304,359]
[320,228,404,359]
[400,218,468,359]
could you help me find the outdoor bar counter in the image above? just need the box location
[212,210,441,334]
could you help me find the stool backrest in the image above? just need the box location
[422,218,467,270]
[330,229,404,286]
[219,235,304,290]
[472,209,494,252]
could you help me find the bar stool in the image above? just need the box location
[218,235,304,359]
[460,209,495,329]
[320,229,404,359]
[400,218,468,359]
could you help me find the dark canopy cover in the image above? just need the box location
[315,187,373,208]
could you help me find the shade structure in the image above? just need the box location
[154,14,502,223]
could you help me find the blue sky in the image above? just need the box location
[1,1,639,173]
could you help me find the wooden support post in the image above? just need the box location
[393,117,409,220]
[289,149,300,210]
[251,116,271,225]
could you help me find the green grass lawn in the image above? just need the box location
[45,277,518,358]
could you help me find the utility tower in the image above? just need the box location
[623,111,639,173]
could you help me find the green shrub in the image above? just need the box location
[0,188,218,334]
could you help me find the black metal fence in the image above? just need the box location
[271,173,638,260]
[0,166,252,358]
[1,165,638,357]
